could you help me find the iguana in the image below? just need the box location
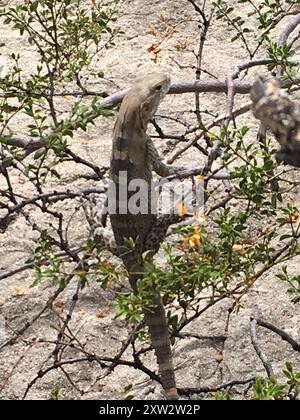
[86,73,185,400]
[251,76,300,167]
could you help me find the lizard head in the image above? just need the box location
[132,72,171,126]
[115,72,171,137]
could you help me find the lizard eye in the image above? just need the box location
[155,85,162,91]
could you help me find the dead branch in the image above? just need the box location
[166,101,252,164]
[0,187,105,229]
[22,353,161,400]
[251,317,300,353]
[52,279,83,363]
[178,377,255,396]
[0,246,81,282]
[0,79,253,154]
[278,13,300,47]
[188,2,214,122]
[250,318,274,378]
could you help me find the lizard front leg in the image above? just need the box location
[147,137,184,177]
[83,195,117,254]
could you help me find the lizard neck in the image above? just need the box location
[114,94,150,138]
[111,95,152,181]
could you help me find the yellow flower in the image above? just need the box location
[181,227,201,248]
[232,243,252,255]
[289,207,299,224]
[189,227,201,248]
[146,26,157,36]
[207,131,217,140]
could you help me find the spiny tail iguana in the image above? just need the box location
[86,73,185,400]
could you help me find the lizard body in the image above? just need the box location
[89,73,183,400]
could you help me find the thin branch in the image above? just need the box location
[64,147,105,179]
[277,13,300,77]
[0,187,105,229]
[231,58,273,80]
[0,246,81,282]
[250,318,274,378]
[251,317,300,353]
[278,13,300,46]
[22,354,161,400]
[0,283,67,350]
[166,101,252,164]
[52,279,83,363]
[178,377,255,396]
[98,80,252,110]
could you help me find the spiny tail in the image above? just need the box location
[125,248,178,400]
[144,293,178,400]
[129,267,178,400]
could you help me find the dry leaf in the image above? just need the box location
[165,26,176,37]
[96,310,109,318]
[15,286,25,296]
[18,176,26,184]
[53,299,65,316]
[232,243,251,255]
[174,41,187,51]
[215,353,224,363]
[150,55,158,64]
[157,12,168,23]
[146,26,157,36]
[289,207,299,223]
[147,44,158,53]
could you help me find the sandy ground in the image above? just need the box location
[0,0,300,400]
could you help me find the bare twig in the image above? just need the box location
[0,187,105,229]
[22,354,161,399]
[52,279,83,363]
[0,246,81,282]
[251,317,300,353]
[166,101,252,164]
[250,318,274,378]
[178,377,255,396]
[0,283,67,351]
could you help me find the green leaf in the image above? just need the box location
[34,149,46,160]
